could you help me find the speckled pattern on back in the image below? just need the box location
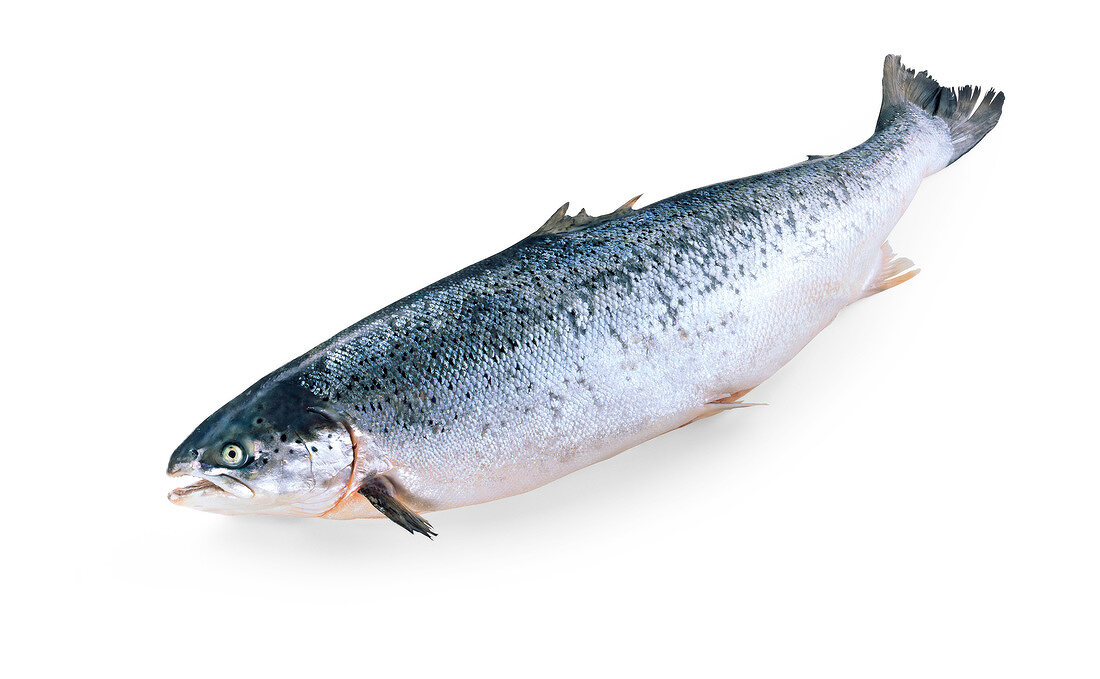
[278,105,946,507]
[167,56,1003,521]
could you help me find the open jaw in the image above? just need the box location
[167,472,255,506]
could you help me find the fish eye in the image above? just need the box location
[219,443,247,467]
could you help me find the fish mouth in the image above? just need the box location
[167,472,255,504]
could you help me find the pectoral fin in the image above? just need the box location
[359,476,437,539]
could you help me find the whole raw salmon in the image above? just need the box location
[167,56,1003,536]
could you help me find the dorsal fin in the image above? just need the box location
[536,202,572,234]
[533,195,643,236]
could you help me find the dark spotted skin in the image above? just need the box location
[267,106,940,511]
[168,55,1003,523]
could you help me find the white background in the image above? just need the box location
[2,1,1096,677]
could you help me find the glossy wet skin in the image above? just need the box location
[167,380,357,517]
[166,58,1002,530]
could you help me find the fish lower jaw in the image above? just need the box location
[167,472,254,506]
[167,477,219,504]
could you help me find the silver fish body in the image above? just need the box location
[167,56,1003,532]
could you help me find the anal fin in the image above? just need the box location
[863,242,919,298]
[359,476,437,539]
[707,389,766,410]
[677,388,765,429]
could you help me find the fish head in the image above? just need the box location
[167,381,357,517]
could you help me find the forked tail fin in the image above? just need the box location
[876,55,1005,167]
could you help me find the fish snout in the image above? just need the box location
[166,445,201,477]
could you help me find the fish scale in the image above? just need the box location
[167,56,1004,535]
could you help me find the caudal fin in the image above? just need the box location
[876,55,1005,167]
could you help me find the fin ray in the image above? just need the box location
[863,242,919,298]
[533,195,643,235]
[359,476,436,539]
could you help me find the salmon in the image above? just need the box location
[167,55,1004,536]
